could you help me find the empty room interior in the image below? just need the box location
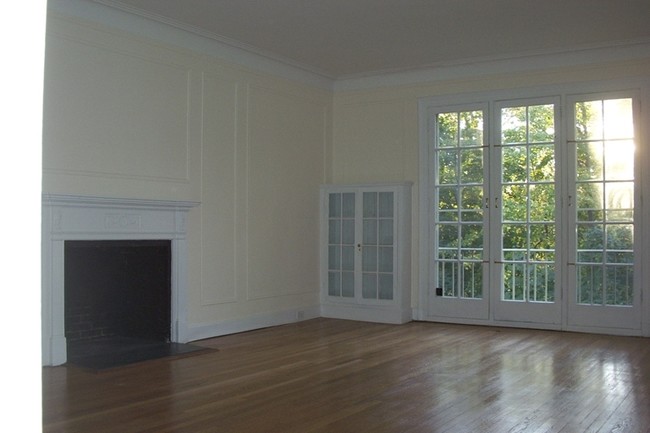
[37,0,650,431]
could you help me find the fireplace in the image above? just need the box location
[65,240,171,343]
[42,195,199,366]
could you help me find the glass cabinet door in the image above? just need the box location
[327,192,356,298]
[362,191,394,300]
[321,183,411,323]
[325,189,397,302]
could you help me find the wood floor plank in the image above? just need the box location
[43,319,650,432]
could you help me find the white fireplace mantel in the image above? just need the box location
[41,194,199,366]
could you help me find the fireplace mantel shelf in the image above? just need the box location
[43,194,200,210]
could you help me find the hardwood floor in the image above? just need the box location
[43,319,650,433]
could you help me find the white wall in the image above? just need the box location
[42,13,331,341]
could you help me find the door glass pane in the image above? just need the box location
[460,149,483,183]
[461,186,482,222]
[500,103,556,303]
[438,150,458,184]
[576,143,603,181]
[574,98,635,306]
[528,262,555,302]
[462,261,482,298]
[434,110,485,299]
[438,112,458,147]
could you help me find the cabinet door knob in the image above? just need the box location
[357,243,362,251]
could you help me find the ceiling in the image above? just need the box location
[94,0,650,79]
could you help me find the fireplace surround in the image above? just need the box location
[42,194,199,366]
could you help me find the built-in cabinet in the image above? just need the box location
[320,183,412,323]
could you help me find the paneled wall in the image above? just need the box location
[43,14,331,340]
[43,7,650,339]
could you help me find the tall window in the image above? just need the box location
[500,103,557,303]
[574,98,635,306]
[434,109,485,299]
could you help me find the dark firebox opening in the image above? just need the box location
[64,240,172,345]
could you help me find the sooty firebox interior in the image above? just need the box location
[65,240,172,343]
[64,240,208,369]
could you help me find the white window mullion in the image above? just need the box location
[488,100,503,315]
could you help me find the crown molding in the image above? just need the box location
[333,39,650,92]
[47,0,335,90]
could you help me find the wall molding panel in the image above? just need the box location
[198,70,240,306]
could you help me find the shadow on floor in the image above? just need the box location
[66,336,213,371]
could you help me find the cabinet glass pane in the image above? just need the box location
[328,246,340,270]
[378,192,393,217]
[362,273,377,299]
[378,274,393,300]
[328,220,340,244]
[378,220,393,245]
[378,247,393,273]
[342,272,355,297]
[363,219,377,244]
[342,193,355,218]
[342,219,355,244]
[341,246,354,271]
[363,192,377,217]
[362,246,377,272]
[329,193,341,218]
[328,272,340,296]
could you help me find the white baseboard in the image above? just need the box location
[320,303,412,324]
[182,305,321,343]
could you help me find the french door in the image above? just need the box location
[566,95,641,330]
[429,105,490,320]
[492,98,562,325]
[425,90,642,332]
